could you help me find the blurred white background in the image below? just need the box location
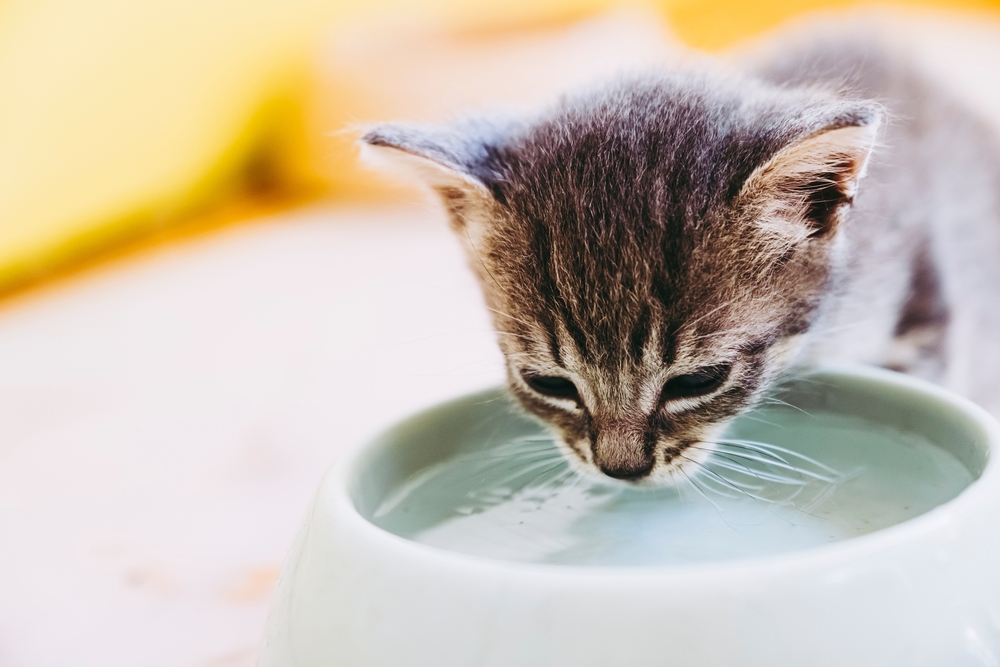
[0,203,504,667]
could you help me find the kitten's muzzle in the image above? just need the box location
[592,424,655,481]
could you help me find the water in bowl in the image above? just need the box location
[371,401,974,567]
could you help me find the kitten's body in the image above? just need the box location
[757,37,1000,410]
[363,31,1000,482]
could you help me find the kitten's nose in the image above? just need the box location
[593,425,655,480]
[598,458,655,480]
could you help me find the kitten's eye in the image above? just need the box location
[524,374,580,401]
[661,364,731,401]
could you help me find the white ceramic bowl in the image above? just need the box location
[259,366,1000,666]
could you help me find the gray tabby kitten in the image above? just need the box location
[361,34,1000,484]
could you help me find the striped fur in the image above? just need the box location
[361,34,1000,484]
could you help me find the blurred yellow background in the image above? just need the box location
[1,0,999,297]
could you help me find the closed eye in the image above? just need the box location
[660,364,731,403]
[523,373,580,402]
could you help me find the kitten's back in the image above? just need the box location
[753,29,1000,410]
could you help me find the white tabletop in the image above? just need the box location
[0,202,504,667]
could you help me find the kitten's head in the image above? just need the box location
[362,73,881,484]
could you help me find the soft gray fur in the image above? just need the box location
[361,34,1000,484]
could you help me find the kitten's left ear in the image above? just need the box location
[359,119,511,233]
[738,105,883,240]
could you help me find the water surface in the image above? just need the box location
[371,405,974,567]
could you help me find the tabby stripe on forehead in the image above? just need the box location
[544,315,564,366]
[529,212,563,359]
[556,303,591,361]
[550,270,591,360]
[531,214,592,361]
[628,304,652,364]
[649,274,680,365]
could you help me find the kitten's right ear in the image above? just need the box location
[359,120,509,232]
[737,104,883,242]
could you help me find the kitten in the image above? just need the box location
[360,32,1000,484]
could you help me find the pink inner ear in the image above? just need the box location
[794,161,860,237]
[740,122,879,239]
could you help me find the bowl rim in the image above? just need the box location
[321,363,1000,579]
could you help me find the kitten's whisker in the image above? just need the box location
[698,467,803,512]
[464,226,513,300]
[682,299,738,330]
[708,448,842,483]
[693,458,805,513]
[703,459,810,486]
[525,460,571,489]
[717,438,832,468]
[481,447,554,459]
[482,305,535,329]
[718,439,844,477]
[697,448,810,485]
[774,372,837,389]
[547,467,578,488]
[453,441,561,467]
[501,434,556,444]
[692,442,792,467]
[679,468,738,529]
[553,468,587,498]
[698,440,852,512]
[685,455,797,513]
[687,446,801,487]
[739,414,784,428]
[460,450,563,466]
[464,439,553,454]
[503,439,558,448]
[757,396,815,417]
[544,468,577,490]
[798,481,839,515]
[494,331,537,342]
[669,470,691,506]
[490,458,569,489]
[696,441,827,479]
[686,326,753,343]
[685,470,742,499]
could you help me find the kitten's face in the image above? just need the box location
[468,187,833,484]
[363,74,879,483]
